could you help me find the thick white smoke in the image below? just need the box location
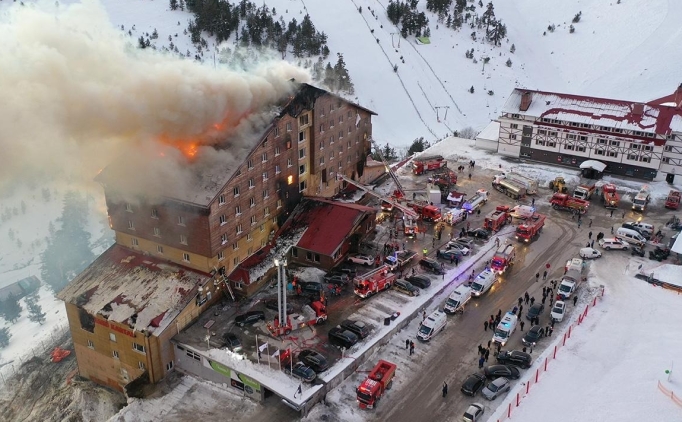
[0,0,310,196]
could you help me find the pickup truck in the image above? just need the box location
[384,250,417,271]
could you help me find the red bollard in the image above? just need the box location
[535,368,539,382]
[593,296,597,306]
[508,403,512,417]
[554,345,558,358]
[584,305,589,317]
[563,332,567,345]
[568,325,572,338]
[517,392,520,406]
[526,380,530,394]
[544,357,548,371]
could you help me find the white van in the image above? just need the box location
[470,269,497,297]
[417,310,447,341]
[443,285,472,314]
[565,257,584,273]
[492,311,518,346]
[615,227,646,247]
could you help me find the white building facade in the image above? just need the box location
[495,86,682,182]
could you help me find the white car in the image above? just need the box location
[446,241,471,256]
[551,301,566,322]
[598,237,629,250]
[462,403,485,421]
[579,247,602,259]
[347,254,374,266]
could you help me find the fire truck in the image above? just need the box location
[601,183,620,209]
[409,201,442,222]
[267,301,328,336]
[494,173,538,195]
[573,183,597,200]
[356,360,397,409]
[490,244,515,274]
[353,265,397,299]
[665,190,681,210]
[515,213,546,243]
[491,177,526,199]
[483,205,512,232]
[412,155,447,175]
[428,169,458,186]
[632,185,651,212]
[443,208,467,225]
[445,191,466,208]
[550,193,589,214]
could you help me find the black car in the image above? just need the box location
[222,332,242,352]
[461,373,486,396]
[467,228,491,240]
[419,258,445,275]
[436,249,463,261]
[298,349,329,373]
[522,325,545,347]
[526,303,545,321]
[483,364,521,380]
[496,350,532,369]
[264,300,294,314]
[285,362,317,383]
[323,273,349,286]
[328,326,359,349]
[393,280,420,296]
[235,310,265,327]
[299,281,324,294]
[405,275,432,289]
[340,319,371,339]
[631,245,646,257]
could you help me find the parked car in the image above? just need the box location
[599,237,629,250]
[496,350,532,369]
[526,303,545,321]
[419,257,445,275]
[467,228,491,240]
[405,275,431,289]
[264,300,294,314]
[579,247,602,259]
[551,301,566,322]
[297,349,329,373]
[323,273,349,286]
[299,281,324,294]
[483,364,520,380]
[235,310,265,327]
[222,332,242,352]
[393,279,420,296]
[446,241,471,255]
[340,319,371,339]
[285,362,316,383]
[452,237,475,249]
[622,223,651,240]
[461,373,486,396]
[522,325,545,347]
[462,403,485,421]
[328,326,359,349]
[462,403,484,422]
[631,245,646,257]
[436,249,464,261]
[481,377,511,400]
[347,254,375,266]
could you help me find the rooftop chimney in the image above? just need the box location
[520,91,532,112]
[632,103,644,116]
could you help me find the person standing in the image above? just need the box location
[610,208,615,218]
[543,270,548,280]
[589,219,593,228]
[518,297,523,307]
[478,356,485,368]
[484,348,490,361]
[484,321,489,331]
[405,339,410,349]
[535,272,540,282]
[518,305,523,317]
[524,292,530,304]
[530,296,536,305]
[520,320,525,331]
[591,240,595,248]
[588,231,593,240]
[573,295,579,306]
[442,382,448,397]
[410,341,415,356]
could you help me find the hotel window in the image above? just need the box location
[275,165,281,174]
[138,362,146,370]
[277,199,282,209]
[597,138,607,145]
[262,171,268,181]
[219,215,227,225]
[109,333,116,342]
[250,216,257,225]
[219,194,226,205]
[87,340,94,349]
[248,178,255,188]
[260,223,265,232]
[538,130,547,135]
[339,130,343,139]
[330,135,334,144]
[131,237,139,246]
[262,189,269,199]
[510,124,519,129]
[286,122,292,132]
[247,159,254,170]
[264,207,270,217]
[663,157,670,164]
[235,205,242,215]
[177,216,185,226]
[564,144,574,151]
[627,153,638,160]
[113,350,119,359]
[511,114,520,119]
[133,343,146,354]
[609,140,620,147]
[665,145,673,152]
[157,245,164,254]
[299,148,306,159]
[299,180,307,192]
[234,186,240,197]
[320,156,325,165]
[509,134,517,140]
[180,235,188,245]
[348,126,352,134]
[287,158,293,168]
[643,145,653,151]
[128,220,135,230]
[576,146,586,152]
[166,361,174,371]
[579,136,587,142]
[607,151,618,158]
[640,156,651,163]
[339,115,344,124]
[274,127,280,137]
[249,197,255,208]
[125,203,133,212]
[221,233,228,244]
[261,239,267,247]
[233,242,239,250]
[298,131,306,143]
[567,134,576,140]
[299,114,309,126]
[182,253,190,262]
[151,208,158,219]
[319,124,324,133]
[153,227,161,237]
[234,257,239,266]
[299,164,306,175]
[218,251,225,261]
[247,233,253,241]
[236,224,243,234]
[261,152,267,162]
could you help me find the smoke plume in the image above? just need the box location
[0,0,310,198]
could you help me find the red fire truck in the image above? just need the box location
[490,244,516,274]
[550,193,589,214]
[483,205,511,232]
[515,213,546,243]
[409,201,442,222]
[267,301,327,336]
[412,155,447,175]
[665,190,681,210]
[602,183,620,209]
[356,360,397,409]
[353,266,397,299]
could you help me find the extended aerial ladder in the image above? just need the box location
[336,173,419,220]
[214,266,236,301]
[370,137,406,200]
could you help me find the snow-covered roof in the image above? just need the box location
[502,88,682,140]
[671,234,682,255]
[57,244,212,335]
[579,160,607,172]
[476,121,500,141]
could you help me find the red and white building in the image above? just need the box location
[494,85,682,182]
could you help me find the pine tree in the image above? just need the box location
[138,36,147,49]
[323,62,336,91]
[0,294,22,323]
[510,43,516,53]
[0,327,10,348]
[506,58,512,67]
[27,299,46,325]
[469,86,475,94]
[169,0,178,10]
[569,24,575,33]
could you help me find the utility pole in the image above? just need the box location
[435,106,450,122]
[390,32,401,48]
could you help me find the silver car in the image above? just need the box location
[462,402,485,421]
[481,377,511,400]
